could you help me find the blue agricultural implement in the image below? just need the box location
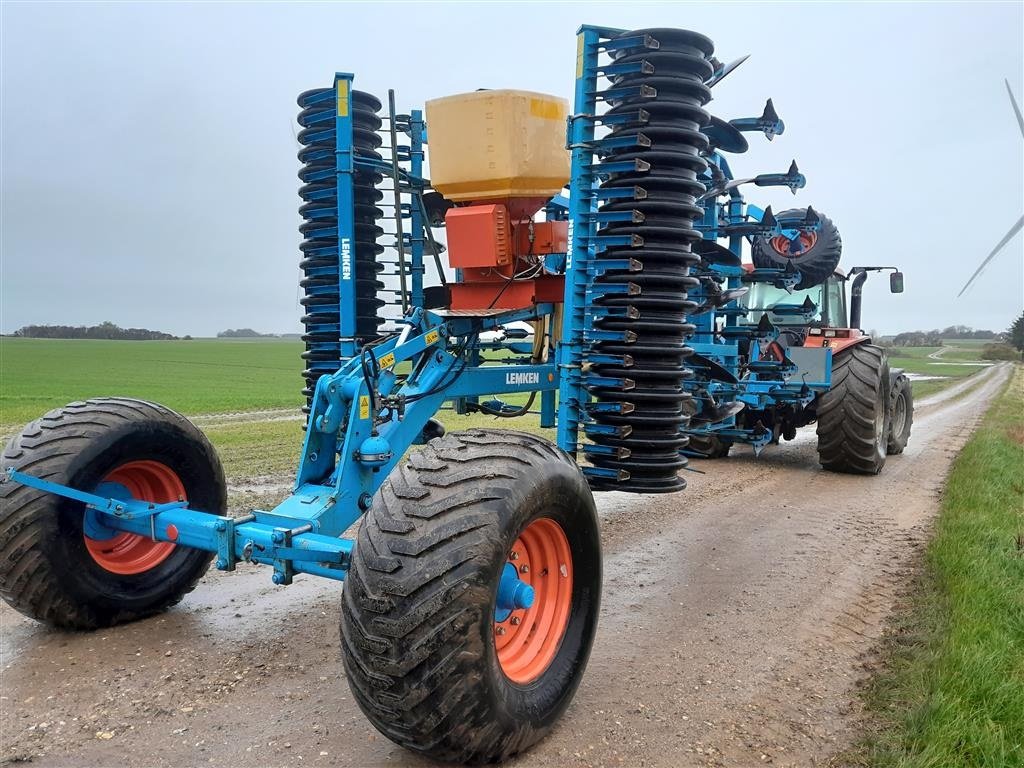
[0,24,911,763]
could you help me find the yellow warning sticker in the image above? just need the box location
[378,352,396,369]
[359,396,369,419]
[336,79,349,117]
[530,97,561,120]
[575,34,584,79]
[424,330,440,345]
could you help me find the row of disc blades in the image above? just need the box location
[584,28,717,493]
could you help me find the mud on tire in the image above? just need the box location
[0,398,226,629]
[340,430,602,764]
[815,344,891,474]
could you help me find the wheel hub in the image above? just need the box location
[771,230,817,257]
[83,460,182,575]
[494,518,573,684]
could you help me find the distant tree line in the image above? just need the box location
[12,321,179,340]
[891,326,1000,347]
[217,328,275,338]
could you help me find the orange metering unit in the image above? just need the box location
[424,90,571,310]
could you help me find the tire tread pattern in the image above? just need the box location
[886,371,914,455]
[816,344,890,474]
[341,429,587,763]
[0,398,219,628]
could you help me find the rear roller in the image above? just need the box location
[0,398,226,629]
[340,430,601,764]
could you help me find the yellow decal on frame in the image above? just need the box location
[336,79,349,117]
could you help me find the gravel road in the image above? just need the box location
[0,363,1011,768]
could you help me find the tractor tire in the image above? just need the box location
[751,207,842,289]
[340,430,601,764]
[815,344,891,474]
[686,433,732,459]
[886,371,914,455]
[0,398,226,629]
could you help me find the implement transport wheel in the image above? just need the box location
[751,207,842,290]
[815,345,891,474]
[340,430,601,764]
[886,372,914,455]
[686,433,732,459]
[0,398,225,629]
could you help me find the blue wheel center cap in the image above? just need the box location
[494,562,535,623]
[82,481,132,541]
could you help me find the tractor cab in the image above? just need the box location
[739,270,848,328]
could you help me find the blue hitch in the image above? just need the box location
[494,562,535,623]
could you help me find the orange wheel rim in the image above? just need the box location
[770,230,817,257]
[495,518,573,684]
[84,460,182,575]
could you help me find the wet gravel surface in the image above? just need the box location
[0,364,1010,768]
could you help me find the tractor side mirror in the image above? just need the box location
[890,271,904,294]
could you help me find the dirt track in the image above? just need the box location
[0,363,1011,768]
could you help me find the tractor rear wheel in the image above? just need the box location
[815,344,891,474]
[751,207,842,289]
[340,429,601,764]
[0,398,226,629]
[886,372,914,455]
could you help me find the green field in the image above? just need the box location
[0,337,553,480]
[0,337,995,480]
[853,367,1024,767]
[0,337,304,429]
[885,342,993,399]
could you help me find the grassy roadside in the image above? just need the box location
[851,366,1024,767]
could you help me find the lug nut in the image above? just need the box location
[495,626,506,635]
[509,551,519,561]
[519,564,529,574]
[510,616,521,626]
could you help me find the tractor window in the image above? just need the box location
[740,282,825,326]
[824,277,847,328]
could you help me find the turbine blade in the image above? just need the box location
[957,213,1024,297]
[1007,79,1024,138]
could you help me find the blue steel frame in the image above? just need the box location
[6,73,570,589]
[334,74,359,361]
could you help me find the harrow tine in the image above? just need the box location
[728,98,786,140]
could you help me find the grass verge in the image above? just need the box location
[851,365,1024,767]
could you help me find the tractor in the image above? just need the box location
[685,220,915,471]
[0,25,908,765]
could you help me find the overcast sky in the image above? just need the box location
[2,1,1022,337]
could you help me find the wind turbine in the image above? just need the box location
[958,79,1024,297]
